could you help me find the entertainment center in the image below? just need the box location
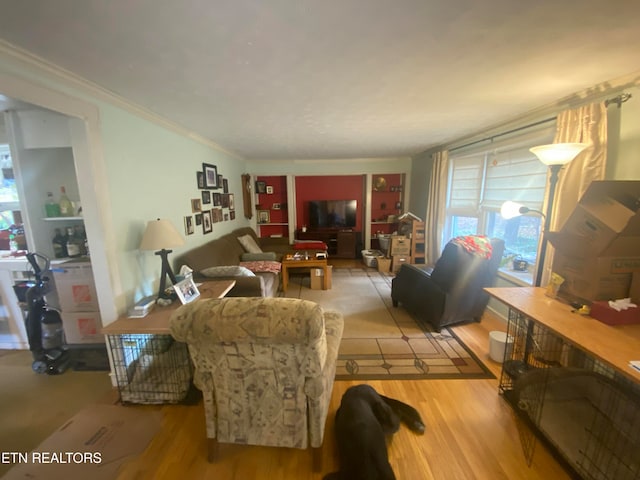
[296,228,360,259]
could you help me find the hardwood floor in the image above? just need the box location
[115,271,571,479]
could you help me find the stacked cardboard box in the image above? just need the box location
[390,235,411,273]
[546,180,640,304]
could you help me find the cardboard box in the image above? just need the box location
[52,261,99,312]
[546,181,640,302]
[2,405,161,480]
[310,266,332,290]
[62,311,104,344]
[390,236,411,256]
[391,255,410,273]
[377,257,391,273]
[590,300,640,325]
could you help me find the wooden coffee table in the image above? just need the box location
[281,254,329,292]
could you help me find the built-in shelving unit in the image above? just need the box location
[255,175,289,238]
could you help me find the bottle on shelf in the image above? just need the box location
[52,228,67,258]
[45,191,61,217]
[65,226,82,258]
[58,186,74,217]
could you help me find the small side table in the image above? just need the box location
[281,254,329,292]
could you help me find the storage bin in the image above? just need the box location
[489,330,513,363]
[362,249,383,267]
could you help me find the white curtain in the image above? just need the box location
[425,150,449,264]
[539,102,608,285]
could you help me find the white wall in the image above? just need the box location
[0,47,251,321]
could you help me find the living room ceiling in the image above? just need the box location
[0,1,639,160]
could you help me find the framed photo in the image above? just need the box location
[221,193,230,208]
[217,174,223,189]
[272,202,281,210]
[230,210,236,220]
[195,213,202,226]
[228,193,235,210]
[191,198,202,212]
[184,215,194,235]
[203,163,218,189]
[196,171,204,189]
[202,190,211,204]
[223,178,229,193]
[266,185,274,194]
[173,277,200,305]
[255,181,267,193]
[202,210,212,233]
[257,210,270,224]
[213,192,222,206]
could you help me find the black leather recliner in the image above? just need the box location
[391,236,505,332]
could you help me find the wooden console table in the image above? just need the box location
[297,229,360,258]
[103,279,236,335]
[486,287,640,479]
[102,279,235,404]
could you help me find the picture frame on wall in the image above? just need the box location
[196,171,204,189]
[202,190,211,204]
[255,181,267,193]
[228,193,235,210]
[203,163,218,189]
[266,185,274,194]
[217,174,223,189]
[202,210,213,233]
[195,213,202,226]
[257,210,270,224]
[184,215,194,235]
[191,198,202,212]
[223,178,229,193]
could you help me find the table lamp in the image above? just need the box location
[140,218,185,299]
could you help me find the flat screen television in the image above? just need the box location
[308,200,357,228]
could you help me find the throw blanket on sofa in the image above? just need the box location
[240,260,282,274]
[451,235,493,259]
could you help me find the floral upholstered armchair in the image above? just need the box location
[169,297,344,469]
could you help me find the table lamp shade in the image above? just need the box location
[140,218,185,251]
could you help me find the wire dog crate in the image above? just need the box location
[107,334,193,404]
[499,309,640,480]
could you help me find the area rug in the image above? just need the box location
[282,266,494,380]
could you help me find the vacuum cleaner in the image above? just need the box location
[22,252,71,375]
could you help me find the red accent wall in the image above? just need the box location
[295,175,364,231]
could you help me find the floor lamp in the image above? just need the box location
[140,218,185,299]
[501,143,588,287]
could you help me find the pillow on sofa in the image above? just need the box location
[201,266,256,277]
[241,252,277,261]
[237,234,263,254]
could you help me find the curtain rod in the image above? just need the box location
[450,91,632,153]
[605,92,632,108]
[449,117,556,153]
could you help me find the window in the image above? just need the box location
[445,124,554,284]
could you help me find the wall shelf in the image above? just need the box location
[42,217,84,221]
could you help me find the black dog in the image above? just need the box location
[323,384,425,480]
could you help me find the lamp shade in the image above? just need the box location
[139,218,185,251]
[529,143,588,166]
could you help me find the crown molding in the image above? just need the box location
[0,39,244,160]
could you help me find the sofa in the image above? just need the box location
[391,235,505,331]
[173,227,290,297]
